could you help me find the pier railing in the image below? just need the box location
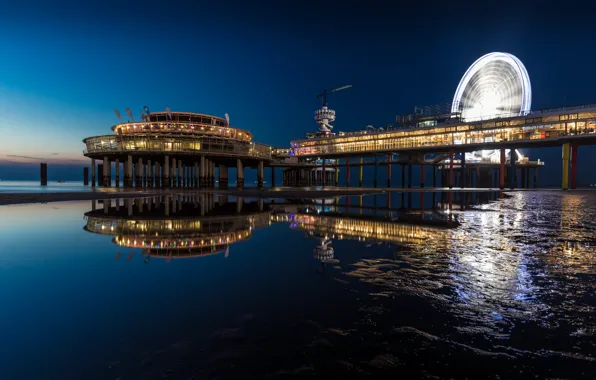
[83,135,273,160]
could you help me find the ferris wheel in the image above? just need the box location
[452,52,531,122]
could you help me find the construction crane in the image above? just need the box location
[316,85,352,106]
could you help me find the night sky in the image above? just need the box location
[1,0,595,185]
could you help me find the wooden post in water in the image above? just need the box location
[40,163,48,186]
[83,167,89,185]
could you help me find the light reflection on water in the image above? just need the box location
[0,191,595,379]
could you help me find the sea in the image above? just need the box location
[0,190,595,379]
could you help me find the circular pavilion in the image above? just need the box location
[83,111,273,187]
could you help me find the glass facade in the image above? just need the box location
[83,135,272,159]
[289,107,596,157]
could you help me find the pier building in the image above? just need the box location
[83,112,272,188]
[274,53,596,190]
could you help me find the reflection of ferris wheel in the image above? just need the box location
[452,52,531,121]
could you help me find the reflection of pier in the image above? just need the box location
[272,202,457,247]
[84,195,270,260]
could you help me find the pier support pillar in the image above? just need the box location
[359,158,363,187]
[346,158,351,187]
[257,160,264,187]
[534,167,538,189]
[562,143,570,190]
[460,153,465,189]
[321,157,326,187]
[449,150,454,189]
[114,159,120,187]
[83,167,89,186]
[164,156,170,187]
[509,149,515,190]
[571,143,578,190]
[178,159,183,187]
[194,161,199,187]
[387,154,392,188]
[373,156,378,188]
[125,155,132,187]
[520,166,526,189]
[103,157,109,187]
[219,164,228,188]
[407,158,412,188]
[401,164,405,188]
[499,148,506,189]
[432,165,436,188]
[237,159,245,188]
[136,157,143,187]
[420,163,425,188]
[171,157,177,187]
[271,167,276,187]
[155,161,161,187]
[146,159,152,188]
[91,158,96,187]
[200,156,206,187]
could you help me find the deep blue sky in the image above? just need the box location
[1,0,595,184]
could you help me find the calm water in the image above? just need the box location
[0,192,594,379]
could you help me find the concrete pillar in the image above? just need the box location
[125,155,132,187]
[335,167,339,186]
[171,157,177,187]
[387,154,392,188]
[114,159,120,187]
[135,157,142,187]
[432,165,436,188]
[178,159,182,187]
[91,158,96,186]
[449,150,454,189]
[407,161,412,189]
[499,148,506,189]
[571,143,578,189]
[420,163,425,188]
[271,167,276,187]
[155,161,161,187]
[321,157,326,187]
[164,156,170,187]
[219,164,228,187]
[40,163,48,186]
[236,161,244,187]
[509,149,515,190]
[200,156,206,186]
[520,166,526,189]
[359,157,363,187]
[205,159,210,186]
[194,161,199,187]
[257,160,264,187]
[83,167,89,185]
[562,143,570,190]
[210,161,216,186]
[401,164,405,188]
[147,159,152,187]
[103,157,109,187]
[373,156,378,188]
[346,158,351,187]
[460,153,465,189]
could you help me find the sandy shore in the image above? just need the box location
[1,186,587,206]
[0,187,383,206]
[0,190,163,206]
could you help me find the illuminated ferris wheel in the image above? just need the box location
[452,52,532,121]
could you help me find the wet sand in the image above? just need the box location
[1,187,590,205]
